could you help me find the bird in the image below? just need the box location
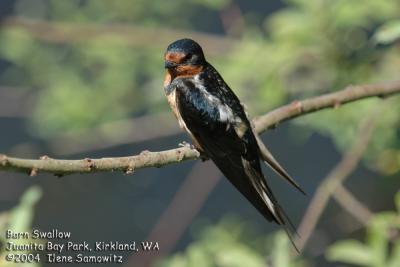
[163,38,305,250]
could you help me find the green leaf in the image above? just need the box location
[215,246,265,267]
[186,245,212,267]
[368,214,394,267]
[271,231,290,267]
[326,240,372,266]
[374,20,400,44]
[7,186,42,235]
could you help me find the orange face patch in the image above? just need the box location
[175,65,203,78]
[165,52,186,64]
[164,52,203,82]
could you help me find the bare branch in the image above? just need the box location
[0,80,399,176]
[0,148,200,176]
[253,80,400,133]
[295,109,380,251]
[333,184,374,224]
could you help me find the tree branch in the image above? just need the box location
[295,109,380,251]
[333,184,374,224]
[253,80,400,133]
[1,80,399,176]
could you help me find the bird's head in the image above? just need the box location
[164,38,206,78]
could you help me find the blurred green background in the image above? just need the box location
[0,0,399,266]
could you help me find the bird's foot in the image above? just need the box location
[178,141,195,149]
[178,141,209,161]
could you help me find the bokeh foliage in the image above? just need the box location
[326,191,400,267]
[0,0,228,137]
[0,187,42,267]
[156,217,306,267]
[0,0,400,266]
[1,0,399,173]
[222,0,400,174]
[157,191,400,267]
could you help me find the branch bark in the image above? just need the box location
[253,80,400,133]
[1,80,400,176]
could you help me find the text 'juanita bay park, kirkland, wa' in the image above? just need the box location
[4,229,160,264]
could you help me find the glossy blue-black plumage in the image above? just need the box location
[171,63,276,217]
[166,38,205,66]
[164,39,302,251]
[167,38,203,55]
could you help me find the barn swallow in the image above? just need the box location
[163,38,305,249]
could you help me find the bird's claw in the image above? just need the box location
[178,141,193,148]
[178,141,209,161]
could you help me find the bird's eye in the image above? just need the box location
[185,53,193,60]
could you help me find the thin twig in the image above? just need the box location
[333,184,374,224]
[0,80,399,176]
[295,109,380,251]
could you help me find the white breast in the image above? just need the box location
[167,89,195,138]
[193,75,238,124]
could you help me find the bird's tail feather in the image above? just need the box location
[253,131,306,195]
[211,156,301,252]
[241,158,301,252]
[274,202,300,253]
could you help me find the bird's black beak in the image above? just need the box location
[165,61,178,69]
